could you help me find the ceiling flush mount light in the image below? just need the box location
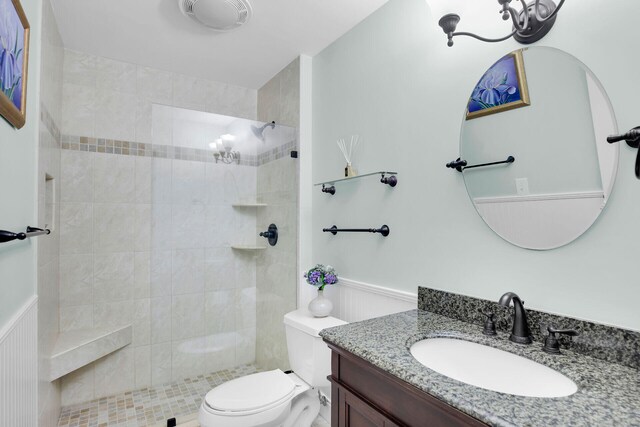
[211,135,240,164]
[178,0,252,31]
[438,0,565,47]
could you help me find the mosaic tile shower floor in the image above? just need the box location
[57,365,258,427]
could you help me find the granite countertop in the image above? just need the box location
[320,309,640,427]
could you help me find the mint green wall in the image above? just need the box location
[311,0,640,330]
[0,0,43,328]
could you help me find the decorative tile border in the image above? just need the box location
[61,134,298,167]
[40,104,61,143]
[418,287,640,370]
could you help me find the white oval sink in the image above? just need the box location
[410,338,577,398]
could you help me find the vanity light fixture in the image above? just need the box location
[210,135,240,164]
[438,0,566,47]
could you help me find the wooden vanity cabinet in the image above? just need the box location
[326,342,488,427]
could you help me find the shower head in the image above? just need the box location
[251,121,276,140]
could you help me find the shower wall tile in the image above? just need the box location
[60,202,93,254]
[204,335,236,373]
[236,328,257,366]
[150,250,172,297]
[93,301,134,329]
[171,204,206,249]
[171,294,205,340]
[60,150,93,203]
[151,158,173,204]
[172,74,209,111]
[95,57,137,94]
[133,251,151,299]
[135,157,152,204]
[254,57,300,372]
[236,287,257,330]
[59,53,263,400]
[59,254,93,307]
[93,153,135,203]
[206,81,258,121]
[134,345,152,388]
[60,364,94,406]
[133,299,151,347]
[151,297,172,344]
[93,203,135,253]
[151,343,172,385]
[93,347,135,399]
[137,67,173,104]
[61,48,257,146]
[94,89,137,141]
[62,83,96,138]
[171,249,205,295]
[134,204,152,251]
[171,339,205,381]
[279,57,301,129]
[204,248,236,291]
[205,290,237,335]
[59,305,94,332]
[151,204,173,250]
[172,160,206,205]
[93,252,134,303]
[63,50,96,87]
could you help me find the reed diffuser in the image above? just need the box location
[337,135,360,177]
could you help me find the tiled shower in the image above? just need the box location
[54,48,300,415]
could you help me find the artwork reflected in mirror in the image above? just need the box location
[467,50,530,120]
[0,0,30,129]
[459,47,619,250]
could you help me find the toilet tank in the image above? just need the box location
[283,310,347,387]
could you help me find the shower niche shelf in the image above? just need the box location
[232,203,268,208]
[315,171,398,195]
[49,325,132,381]
[231,245,267,250]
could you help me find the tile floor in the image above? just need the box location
[57,364,331,427]
[57,365,258,427]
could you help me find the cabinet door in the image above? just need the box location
[338,385,400,427]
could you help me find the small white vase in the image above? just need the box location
[308,289,333,318]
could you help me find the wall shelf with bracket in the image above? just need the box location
[231,245,267,251]
[232,203,268,208]
[314,171,398,195]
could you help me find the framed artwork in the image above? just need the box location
[0,0,30,129]
[466,49,529,120]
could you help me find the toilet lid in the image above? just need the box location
[205,369,296,413]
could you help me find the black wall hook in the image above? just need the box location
[608,126,640,179]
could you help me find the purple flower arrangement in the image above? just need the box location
[304,264,338,291]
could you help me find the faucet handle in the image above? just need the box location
[478,309,497,336]
[542,325,580,354]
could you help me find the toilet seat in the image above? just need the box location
[204,369,296,416]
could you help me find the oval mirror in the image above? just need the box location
[459,47,618,250]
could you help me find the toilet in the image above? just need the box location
[198,310,347,427]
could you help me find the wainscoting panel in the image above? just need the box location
[337,278,417,323]
[0,296,38,427]
[473,191,605,250]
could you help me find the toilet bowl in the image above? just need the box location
[198,310,346,427]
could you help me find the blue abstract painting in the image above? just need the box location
[0,0,25,111]
[466,51,530,120]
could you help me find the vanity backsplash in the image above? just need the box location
[418,287,639,370]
